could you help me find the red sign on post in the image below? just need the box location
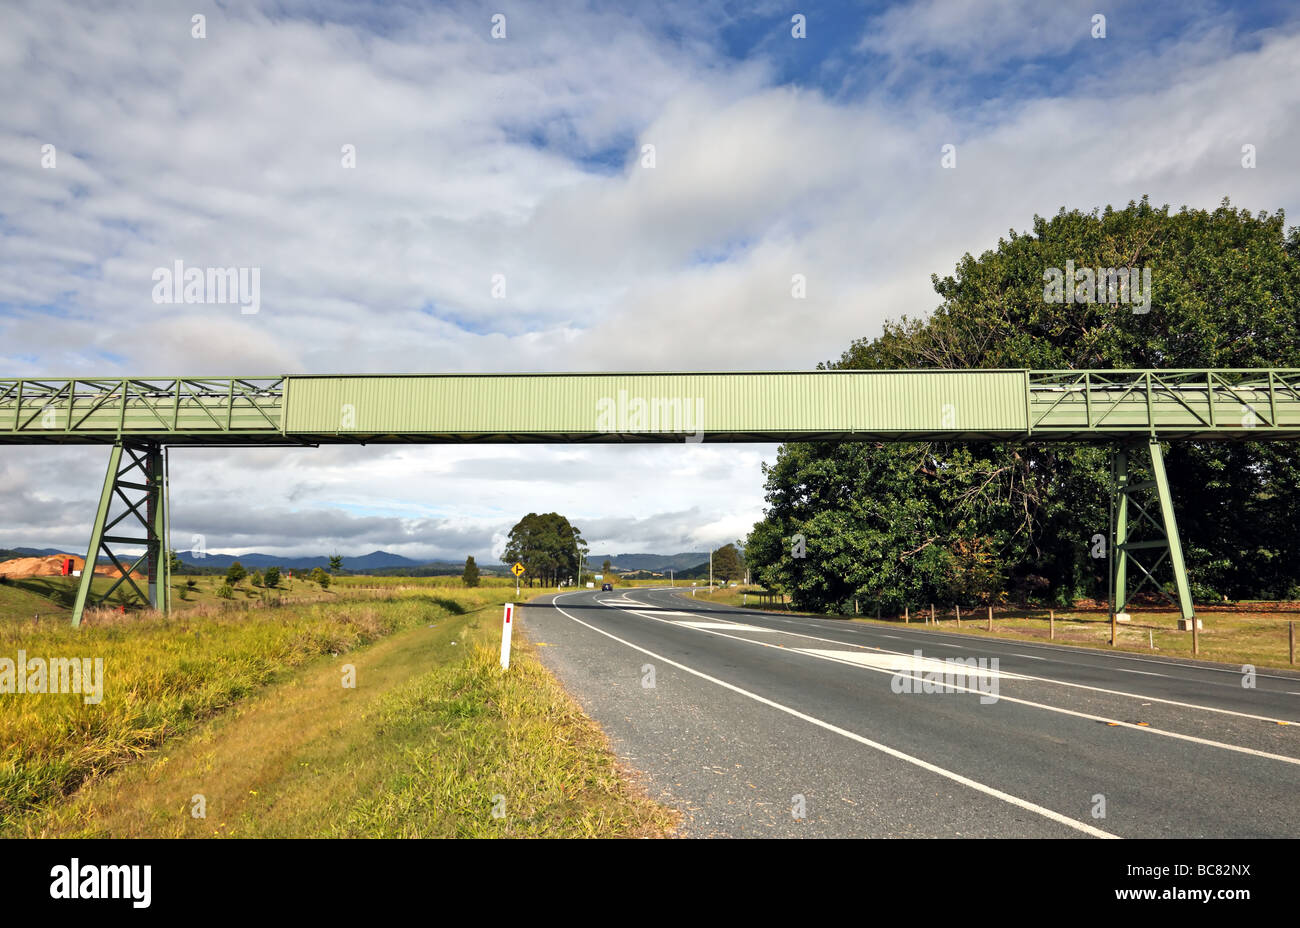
[499,603,515,669]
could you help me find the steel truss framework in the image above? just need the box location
[1,369,1293,626]
[1110,442,1193,622]
[70,440,170,624]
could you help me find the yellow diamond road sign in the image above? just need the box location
[511,562,525,577]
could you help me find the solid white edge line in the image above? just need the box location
[544,591,1118,839]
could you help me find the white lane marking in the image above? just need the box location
[670,594,1300,684]
[609,594,1300,758]
[845,618,1300,684]
[551,593,1116,839]
[672,621,780,632]
[1012,653,1047,661]
[1114,668,1167,677]
[802,647,1300,767]
[796,649,1020,681]
[880,635,903,640]
[654,593,1300,726]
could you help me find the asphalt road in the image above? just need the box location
[522,586,1300,838]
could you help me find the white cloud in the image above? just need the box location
[1,1,1297,557]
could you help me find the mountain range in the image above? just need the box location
[588,552,710,572]
[2,547,711,574]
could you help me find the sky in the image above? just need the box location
[1,0,1298,564]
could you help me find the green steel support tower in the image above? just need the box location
[69,440,170,622]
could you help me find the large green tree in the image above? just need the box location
[502,513,588,587]
[712,543,744,583]
[225,561,247,587]
[748,198,1300,612]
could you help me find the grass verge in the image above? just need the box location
[1,584,512,830]
[8,583,677,838]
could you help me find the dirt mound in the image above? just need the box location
[0,554,139,579]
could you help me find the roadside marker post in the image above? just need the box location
[499,602,515,670]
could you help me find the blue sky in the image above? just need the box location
[1,0,1297,561]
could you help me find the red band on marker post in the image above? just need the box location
[500,603,515,669]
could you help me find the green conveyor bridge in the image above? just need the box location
[2,369,1297,626]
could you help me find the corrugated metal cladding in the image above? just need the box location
[283,371,1030,436]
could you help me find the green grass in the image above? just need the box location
[0,584,506,830]
[0,574,145,617]
[0,581,69,623]
[4,581,677,838]
[0,571,658,625]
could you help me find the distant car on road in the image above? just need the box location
[601,583,613,591]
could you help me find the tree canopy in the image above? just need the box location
[747,198,1300,613]
[502,513,588,587]
[462,555,480,588]
[712,543,744,583]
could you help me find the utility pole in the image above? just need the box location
[709,549,713,592]
[669,569,674,588]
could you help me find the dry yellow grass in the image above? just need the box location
[7,582,677,838]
